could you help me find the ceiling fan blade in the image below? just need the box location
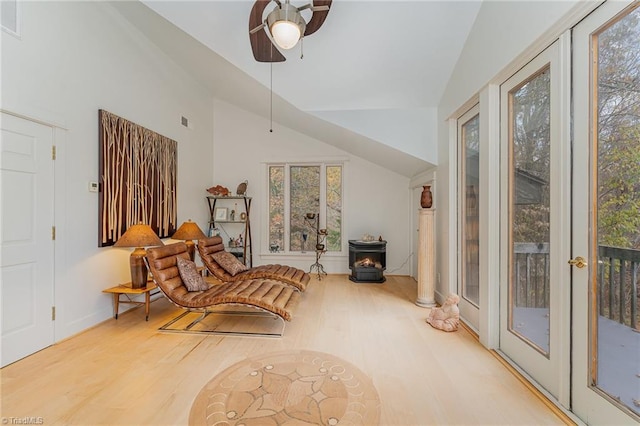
[304,0,331,37]
[249,0,285,62]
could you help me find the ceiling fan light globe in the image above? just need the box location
[271,21,301,49]
[266,3,306,50]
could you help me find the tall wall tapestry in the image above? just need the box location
[98,109,177,247]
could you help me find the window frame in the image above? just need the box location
[1,0,22,39]
[264,160,345,256]
[457,105,481,309]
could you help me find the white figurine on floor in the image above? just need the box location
[426,294,460,332]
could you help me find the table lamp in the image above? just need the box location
[114,223,163,288]
[172,220,206,261]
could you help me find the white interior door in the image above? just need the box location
[1,112,55,367]
[499,39,571,402]
[572,1,640,423]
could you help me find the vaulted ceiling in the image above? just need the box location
[113,1,483,177]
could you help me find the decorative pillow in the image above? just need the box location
[176,257,209,291]
[212,251,249,276]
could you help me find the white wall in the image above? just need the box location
[1,1,214,340]
[434,0,580,302]
[212,99,413,275]
[310,107,438,165]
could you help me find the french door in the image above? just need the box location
[494,1,639,421]
[572,1,640,422]
[499,39,571,402]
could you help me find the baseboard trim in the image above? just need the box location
[458,321,579,425]
[460,319,479,340]
[488,350,580,426]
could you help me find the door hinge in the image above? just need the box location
[52,306,56,321]
[52,145,56,160]
[52,226,56,240]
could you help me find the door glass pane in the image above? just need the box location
[461,114,480,306]
[326,165,342,251]
[593,6,640,415]
[268,166,284,252]
[290,165,320,252]
[509,67,551,354]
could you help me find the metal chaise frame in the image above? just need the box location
[156,304,286,338]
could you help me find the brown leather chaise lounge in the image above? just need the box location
[145,242,299,336]
[198,236,310,292]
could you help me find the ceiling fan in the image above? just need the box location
[249,0,332,62]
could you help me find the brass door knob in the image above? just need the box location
[568,256,588,268]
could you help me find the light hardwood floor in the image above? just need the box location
[1,275,568,425]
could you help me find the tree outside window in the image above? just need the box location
[268,163,343,253]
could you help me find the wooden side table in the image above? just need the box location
[103,281,158,321]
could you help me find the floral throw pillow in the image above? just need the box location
[211,251,249,276]
[176,256,209,291]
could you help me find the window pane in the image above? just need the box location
[290,166,320,252]
[326,166,342,251]
[268,166,284,252]
[509,67,551,354]
[593,6,640,415]
[462,114,480,306]
[1,0,18,34]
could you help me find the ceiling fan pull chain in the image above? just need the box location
[300,38,304,59]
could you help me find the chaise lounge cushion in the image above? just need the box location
[198,236,310,292]
[212,251,248,276]
[146,242,299,321]
[176,257,210,291]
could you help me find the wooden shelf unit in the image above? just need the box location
[206,195,252,267]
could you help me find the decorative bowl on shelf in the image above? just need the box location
[316,244,325,251]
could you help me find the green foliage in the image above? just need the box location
[326,166,342,251]
[290,166,320,251]
[511,69,551,244]
[268,164,343,252]
[598,126,640,248]
[269,166,284,249]
[596,9,640,251]
[510,11,640,253]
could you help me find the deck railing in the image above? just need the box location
[598,245,639,330]
[513,243,550,309]
[513,243,639,330]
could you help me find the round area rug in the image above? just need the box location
[189,350,381,426]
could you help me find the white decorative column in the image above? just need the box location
[416,209,436,307]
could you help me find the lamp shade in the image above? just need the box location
[267,3,306,50]
[172,220,206,261]
[172,220,206,241]
[114,223,163,289]
[114,223,163,248]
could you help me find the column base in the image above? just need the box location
[415,298,436,308]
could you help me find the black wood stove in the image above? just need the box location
[348,240,387,283]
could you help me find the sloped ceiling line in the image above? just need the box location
[111,1,481,177]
